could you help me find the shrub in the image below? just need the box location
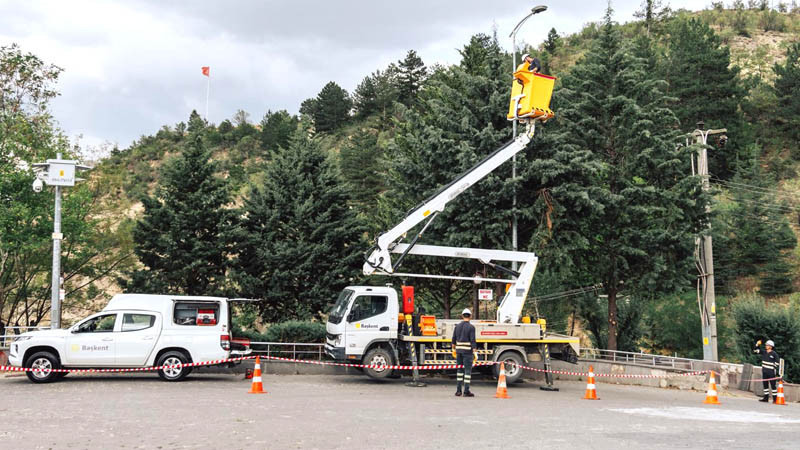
[264,320,326,343]
[731,295,800,382]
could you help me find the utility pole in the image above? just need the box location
[689,121,726,361]
[509,5,547,270]
[32,154,91,329]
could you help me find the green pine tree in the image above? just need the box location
[719,164,796,295]
[535,10,708,350]
[544,28,560,54]
[233,131,365,322]
[353,68,400,122]
[124,135,234,295]
[662,17,747,178]
[396,50,427,106]
[773,42,800,145]
[259,110,297,151]
[311,81,352,133]
[384,33,515,318]
[339,127,385,215]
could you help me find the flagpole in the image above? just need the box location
[205,73,210,122]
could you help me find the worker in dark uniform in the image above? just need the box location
[452,308,477,397]
[517,53,541,73]
[754,339,781,402]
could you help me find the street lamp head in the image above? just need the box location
[532,5,548,14]
[718,134,728,148]
[696,120,705,130]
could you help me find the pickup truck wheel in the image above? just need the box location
[157,351,191,382]
[363,348,394,379]
[494,352,524,384]
[25,351,61,384]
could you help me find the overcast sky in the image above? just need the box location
[0,0,710,152]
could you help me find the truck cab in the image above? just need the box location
[8,294,251,383]
[325,286,398,364]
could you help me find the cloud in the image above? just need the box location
[0,0,710,150]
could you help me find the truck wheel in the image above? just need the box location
[25,351,61,384]
[494,352,524,384]
[157,351,192,382]
[362,347,394,379]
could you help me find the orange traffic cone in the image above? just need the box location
[703,370,720,404]
[494,362,511,399]
[775,380,786,405]
[248,356,267,394]
[583,365,599,400]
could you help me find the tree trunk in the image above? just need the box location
[607,290,618,351]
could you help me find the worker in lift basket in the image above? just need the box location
[754,339,781,402]
[517,53,541,74]
[452,308,478,397]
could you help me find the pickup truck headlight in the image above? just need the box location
[14,336,33,342]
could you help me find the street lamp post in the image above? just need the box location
[32,153,91,329]
[509,5,547,270]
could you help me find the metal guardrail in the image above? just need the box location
[248,341,326,361]
[580,348,741,371]
[1,326,50,349]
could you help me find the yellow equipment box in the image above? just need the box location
[507,71,556,121]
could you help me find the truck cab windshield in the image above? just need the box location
[328,289,354,324]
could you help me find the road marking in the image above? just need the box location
[607,407,800,424]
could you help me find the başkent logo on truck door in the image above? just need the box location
[481,331,508,336]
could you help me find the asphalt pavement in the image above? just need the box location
[1,371,799,449]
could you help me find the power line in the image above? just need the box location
[712,178,800,201]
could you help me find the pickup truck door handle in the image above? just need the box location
[380,326,390,331]
[101,337,113,342]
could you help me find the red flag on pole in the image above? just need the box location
[201,66,210,77]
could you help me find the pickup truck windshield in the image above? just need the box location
[328,289,354,324]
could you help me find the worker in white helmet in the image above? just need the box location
[451,308,477,397]
[754,339,781,402]
[518,53,541,74]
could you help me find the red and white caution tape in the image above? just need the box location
[506,362,710,379]
[1,354,716,379]
[0,356,257,374]
[259,355,494,370]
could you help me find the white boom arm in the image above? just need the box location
[362,125,538,324]
[363,130,533,276]
[388,244,538,324]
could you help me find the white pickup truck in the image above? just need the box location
[7,294,250,383]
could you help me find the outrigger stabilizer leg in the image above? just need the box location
[539,343,559,392]
[404,314,426,387]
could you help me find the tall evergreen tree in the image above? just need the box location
[535,10,708,350]
[233,131,365,322]
[773,42,800,145]
[716,164,796,295]
[259,109,296,151]
[124,135,233,295]
[339,128,385,215]
[353,68,399,121]
[310,81,352,133]
[544,28,560,54]
[396,50,427,106]
[662,17,747,178]
[384,33,515,318]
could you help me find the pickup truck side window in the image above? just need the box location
[75,314,117,333]
[122,314,156,332]
[348,296,388,323]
